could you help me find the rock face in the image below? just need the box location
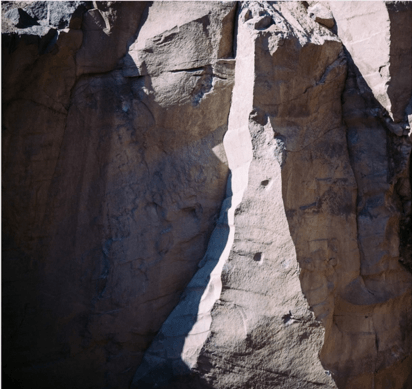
[3,2,235,388]
[2,2,412,389]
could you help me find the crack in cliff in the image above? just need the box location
[5,2,412,388]
[280,125,341,154]
[221,287,269,297]
[231,1,240,58]
[170,66,206,73]
[5,97,68,116]
[204,357,327,386]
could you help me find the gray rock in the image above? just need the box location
[387,120,404,136]
[329,1,412,122]
[24,1,89,29]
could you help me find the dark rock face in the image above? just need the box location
[3,2,235,388]
[2,2,412,389]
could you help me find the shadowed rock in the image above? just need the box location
[2,1,412,389]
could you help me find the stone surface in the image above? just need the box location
[132,2,345,388]
[329,1,412,123]
[4,7,38,28]
[3,2,235,388]
[307,3,335,28]
[24,1,89,29]
[75,2,147,75]
[322,5,412,386]
[2,1,412,389]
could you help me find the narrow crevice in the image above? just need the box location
[231,1,240,59]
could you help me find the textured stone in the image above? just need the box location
[23,1,89,29]
[132,2,347,387]
[329,1,412,123]
[75,2,147,75]
[3,2,235,388]
[307,3,335,28]
[2,2,412,389]
[322,6,412,386]
[4,7,38,28]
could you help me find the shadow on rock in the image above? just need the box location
[130,177,233,389]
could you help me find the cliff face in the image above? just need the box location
[2,2,412,389]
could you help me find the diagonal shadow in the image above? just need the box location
[130,175,233,389]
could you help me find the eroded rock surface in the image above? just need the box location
[3,2,235,388]
[329,1,412,123]
[2,1,412,389]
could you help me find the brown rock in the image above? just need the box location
[3,2,236,388]
[308,3,335,28]
[2,2,412,389]
[75,2,147,75]
[132,2,347,387]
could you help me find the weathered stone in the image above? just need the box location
[2,1,412,389]
[75,2,147,75]
[318,3,412,387]
[3,1,236,387]
[4,7,38,28]
[122,2,236,77]
[308,3,335,28]
[132,2,348,387]
[329,1,412,123]
[23,1,89,28]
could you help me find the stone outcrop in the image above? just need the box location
[2,2,412,389]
